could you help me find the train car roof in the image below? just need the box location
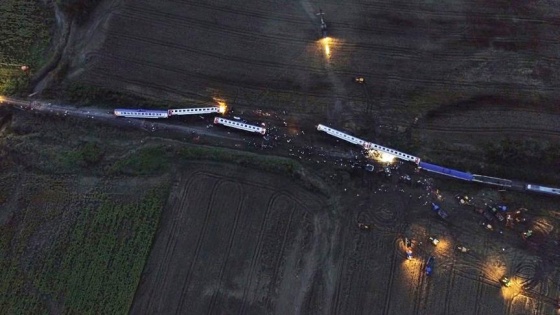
[114,108,168,112]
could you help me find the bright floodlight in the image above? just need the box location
[218,102,227,114]
[322,37,331,57]
[213,97,227,114]
[367,150,396,164]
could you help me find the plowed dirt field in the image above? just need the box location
[129,162,560,315]
[65,0,560,136]
[130,163,335,314]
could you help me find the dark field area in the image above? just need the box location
[50,0,560,177]
[4,0,559,313]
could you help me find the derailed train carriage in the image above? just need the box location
[525,184,560,196]
[114,108,169,119]
[213,117,267,135]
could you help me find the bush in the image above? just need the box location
[80,142,104,165]
[111,147,170,175]
[0,75,30,96]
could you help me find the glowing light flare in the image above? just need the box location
[432,238,451,255]
[0,95,5,103]
[500,277,524,299]
[367,150,396,164]
[321,37,331,58]
[218,103,227,114]
[399,256,423,285]
[481,256,509,286]
[212,97,228,114]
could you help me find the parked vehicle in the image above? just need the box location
[500,276,511,287]
[426,256,435,275]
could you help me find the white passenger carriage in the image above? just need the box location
[526,184,560,196]
[363,142,420,164]
[316,123,420,164]
[213,117,266,135]
[114,109,169,119]
[168,107,221,116]
[316,124,368,146]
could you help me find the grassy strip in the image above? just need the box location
[111,143,332,195]
[0,188,167,314]
[46,82,192,109]
[0,0,54,95]
[109,144,301,177]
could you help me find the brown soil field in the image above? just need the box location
[129,160,560,315]
[56,0,560,138]
[1,108,560,314]
[14,0,560,313]
[130,162,335,314]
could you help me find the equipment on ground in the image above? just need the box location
[431,203,449,219]
[316,9,328,38]
[406,249,413,260]
[404,237,413,259]
[425,256,435,275]
[358,223,371,231]
[405,237,412,248]
[500,276,511,287]
[429,237,439,246]
[353,77,365,84]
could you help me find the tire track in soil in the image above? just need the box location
[124,1,560,54]
[90,42,556,104]
[85,69,211,101]
[237,192,283,315]
[124,10,535,64]
[248,196,296,311]
[417,125,560,138]
[122,3,464,51]
[87,55,346,103]
[426,106,560,116]
[474,235,490,315]
[109,5,560,63]
[505,294,513,315]
[175,0,560,30]
[331,226,347,315]
[349,233,374,315]
[265,203,297,303]
[323,0,560,27]
[144,173,201,312]
[443,254,457,315]
[368,200,406,236]
[156,0,308,24]
[206,182,244,315]
[333,218,373,314]
[175,179,227,314]
[412,255,426,315]
[514,259,538,289]
[158,0,480,37]
[381,238,401,315]
[88,37,558,107]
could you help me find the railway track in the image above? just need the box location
[417,124,560,137]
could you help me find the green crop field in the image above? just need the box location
[0,188,167,314]
[0,0,54,94]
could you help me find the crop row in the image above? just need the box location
[0,189,167,314]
